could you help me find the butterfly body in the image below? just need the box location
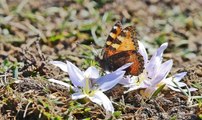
[99,21,144,76]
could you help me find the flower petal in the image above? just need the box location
[188,87,198,91]
[89,91,114,113]
[151,60,173,86]
[166,85,181,92]
[72,92,86,100]
[173,72,187,82]
[115,63,133,72]
[146,43,168,77]
[162,77,186,87]
[66,61,85,87]
[124,77,151,93]
[156,43,168,57]
[124,83,148,93]
[84,66,100,79]
[48,78,73,90]
[88,95,102,105]
[50,61,68,72]
[138,41,148,64]
[167,85,197,92]
[119,76,137,86]
[162,72,187,88]
[97,71,125,92]
[143,86,157,98]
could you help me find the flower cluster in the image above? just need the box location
[49,60,132,113]
[49,41,197,113]
[121,41,197,98]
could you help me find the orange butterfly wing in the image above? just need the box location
[100,21,144,76]
[103,21,122,59]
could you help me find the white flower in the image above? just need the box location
[49,60,130,113]
[161,72,197,92]
[122,41,197,98]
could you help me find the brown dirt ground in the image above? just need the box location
[0,0,202,120]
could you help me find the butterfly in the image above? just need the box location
[98,21,144,76]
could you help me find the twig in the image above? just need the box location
[23,101,32,118]
[24,22,47,42]
[16,0,29,14]
[36,39,45,61]
[0,0,9,14]
[4,70,7,84]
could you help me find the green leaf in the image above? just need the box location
[151,84,166,98]
[170,115,177,120]
[83,118,91,120]
[113,111,122,118]
[12,65,18,79]
[84,107,91,112]
[199,114,202,120]
[155,34,167,46]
